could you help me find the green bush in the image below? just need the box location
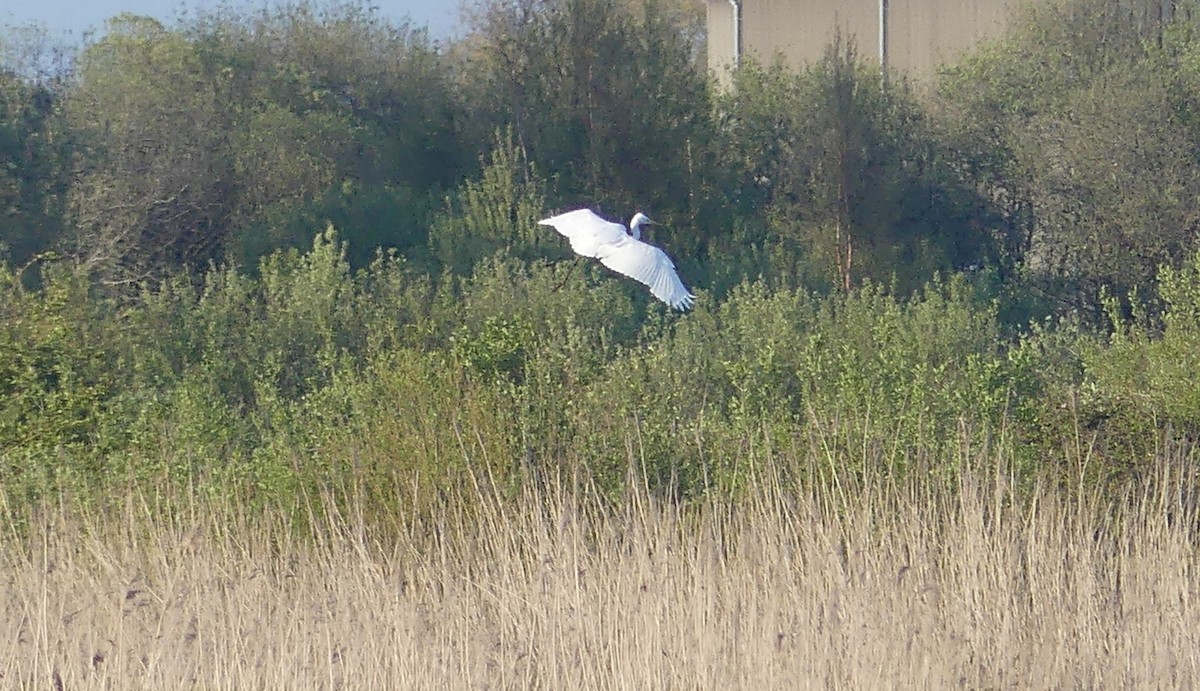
[0,267,116,491]
[1082,252,1200,451]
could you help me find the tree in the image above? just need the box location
[62,4,474,283]
[717,38,1005,294]
[937,0,1200,316]
[0,28,73,270]
[64,15,236,283]
[463,0,715,219]
[198,2,471,265]
[430,130,548,274]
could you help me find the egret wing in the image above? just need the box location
[597,239,696,311]
[538,209,628,258]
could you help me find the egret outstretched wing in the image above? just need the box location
[538,209,627,258]
[596,238,695,311]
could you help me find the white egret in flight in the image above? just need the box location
[538,208,696,311]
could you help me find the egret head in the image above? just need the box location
[629,212,654,239]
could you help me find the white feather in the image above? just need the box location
[538,208,696,311]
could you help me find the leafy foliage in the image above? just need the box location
[0,61,67,269]
[62,6,470,283]
[936,0,1200,316]
[0,0,1199,520]
[717,38,1010,294]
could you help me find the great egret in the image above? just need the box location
[538,208,696,311]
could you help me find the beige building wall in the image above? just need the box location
[706,0,1027,83]
[708,0,738,76]
[887,0,1015,75]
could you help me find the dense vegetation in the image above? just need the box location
[2,0,1200,525]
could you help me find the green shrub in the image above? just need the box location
[0,267,115,483]
[1081,252,1200,465]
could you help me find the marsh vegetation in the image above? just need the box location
[3,0,1200,685]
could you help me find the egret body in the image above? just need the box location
[538,208,695,311]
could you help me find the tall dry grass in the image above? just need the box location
[3,447,1198,689]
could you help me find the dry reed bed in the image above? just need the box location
[2,460,1198,689]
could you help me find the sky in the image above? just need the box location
[2,0,464,42]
